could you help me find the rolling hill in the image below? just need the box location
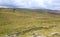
[0,8,60,37]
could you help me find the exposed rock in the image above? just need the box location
[29,35,46,37]
[4,25,58,37]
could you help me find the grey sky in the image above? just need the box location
[0,0,60,10]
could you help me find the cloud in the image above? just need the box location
[0,0,60,10]
[44,0,60,10]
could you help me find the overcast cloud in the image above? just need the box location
[0,0,60,10]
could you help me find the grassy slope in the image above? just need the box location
[0,9,60,37]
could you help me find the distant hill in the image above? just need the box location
[0,8,60,14]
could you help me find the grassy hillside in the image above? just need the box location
[0,8,60,37]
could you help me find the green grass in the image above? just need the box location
[0,9,60,37]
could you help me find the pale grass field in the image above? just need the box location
[0,9,60,37]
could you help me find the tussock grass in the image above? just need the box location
[0,8,60,37]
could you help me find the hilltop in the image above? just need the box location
[0,8,60,37]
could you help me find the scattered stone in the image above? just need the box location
[29,35,46,37]
[36,36,46,37]
[4,25,59,37]
[51,32,60,35]
[50,32,60,37]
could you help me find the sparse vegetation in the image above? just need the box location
[0,8,60,37]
